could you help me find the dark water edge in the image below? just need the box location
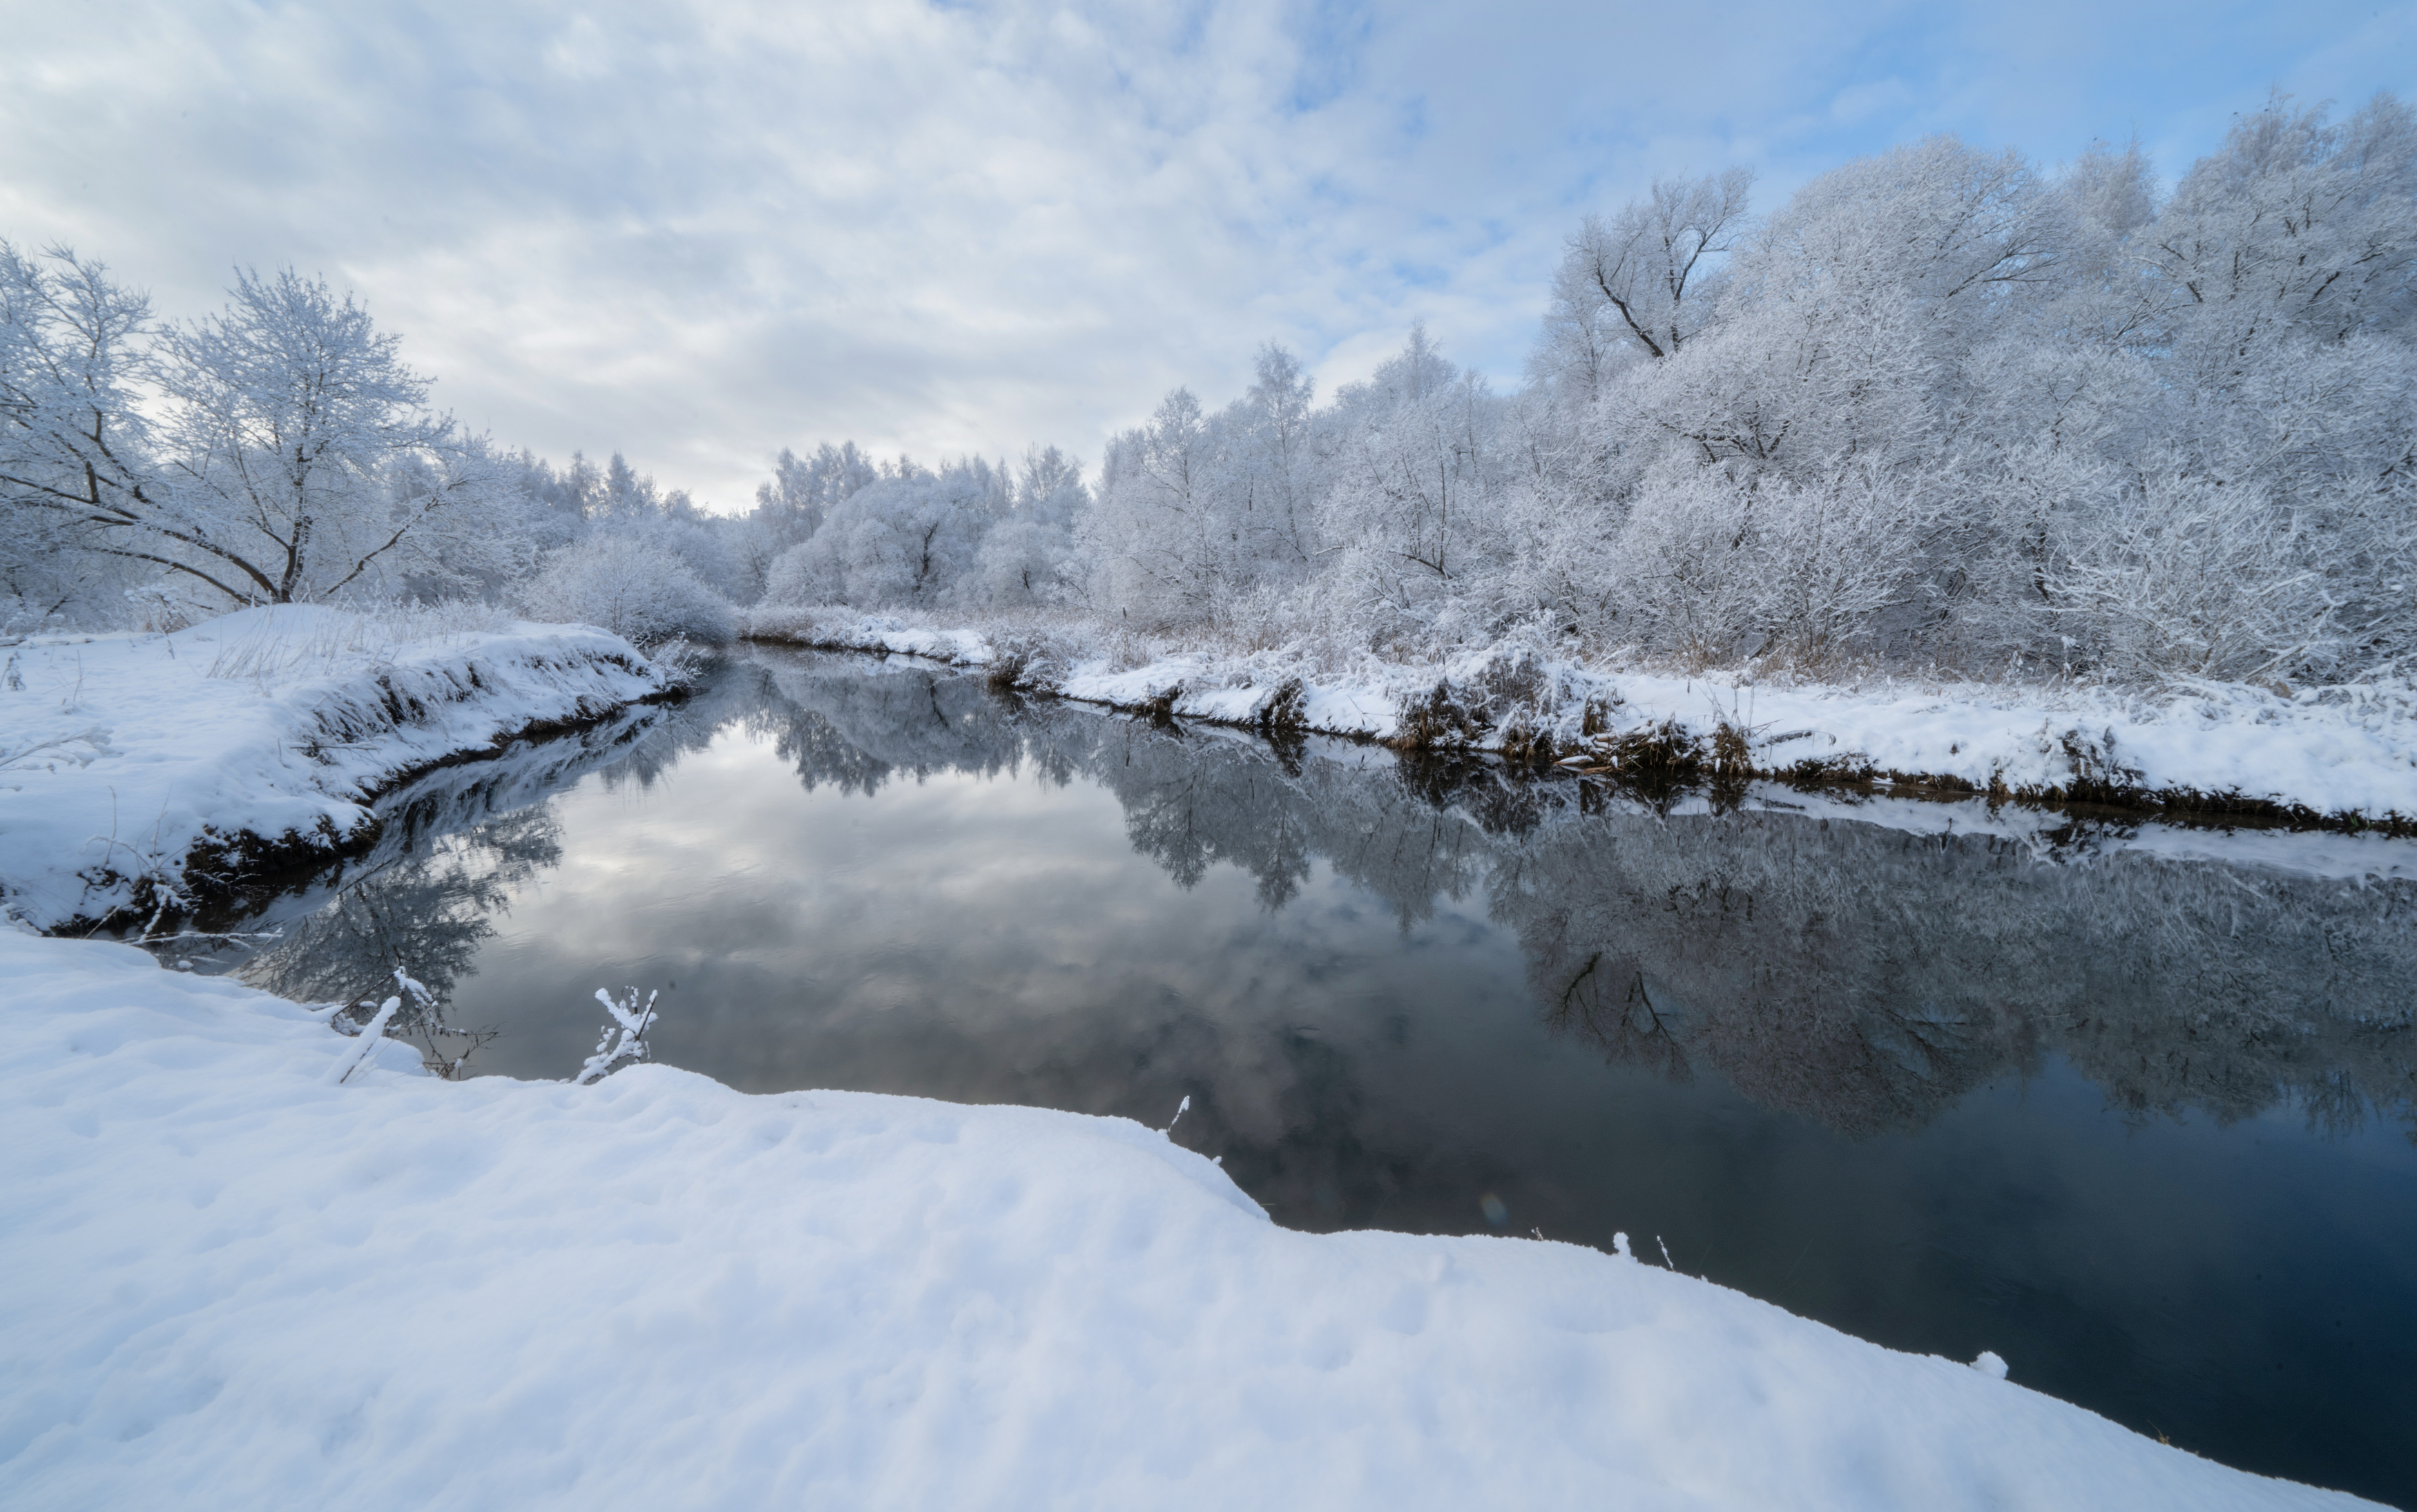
[141,648,2417,1507]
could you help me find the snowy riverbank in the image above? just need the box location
[747,608,2417,828]
[0,605,684,933]
[0,928,2381,1511]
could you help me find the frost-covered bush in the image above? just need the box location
[963,517,1078,610]
[764,461,1001,608]
[2040,465,2362,684]
[755,451,1090,617]
[518,535,735,647]
[1604,467,1764,666]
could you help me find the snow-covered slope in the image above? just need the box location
[0,931,2378,1511]
[0,606,680,932]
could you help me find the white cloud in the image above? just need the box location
[2,0,2411,507]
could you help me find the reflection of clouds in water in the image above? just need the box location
[242,646,2417,1160]
[485,759,1388,1156]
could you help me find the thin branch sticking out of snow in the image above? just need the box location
[578,985,661,1085]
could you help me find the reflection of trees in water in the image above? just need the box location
[218,647,2417,1138]
[1490,814,2417,1138]
[752,657,1041,796]
[222,669,747,1072]
[1497,821,2031,1138]
[1095,729,1316,905]
[244,806,561,1009]
[746,649,2416,1143]
[242,806,562,1075]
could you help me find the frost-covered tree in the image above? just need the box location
[485,449,590,556]
[753,440,879,539]
[2150,93,2417,357]
[1320,327,1514,641]
[733,441,880,604]
[1084,342,1341,632]
[764,456,1008,608]
[1231,342,1324,577]
[1521,102,2414,675]
[0,242,162,626]
[147,269,508,607]
[1085,388,1228,628]
[2130,95,2417,675]
[6,257,523,621]
[967,446,1088,609]
[592,451,659,525]
[1562,168,1754,362]
[1598,139,2056,492]
[650,487,747,601]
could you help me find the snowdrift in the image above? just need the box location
[0,606,682,933]
[0,930,2378,1511]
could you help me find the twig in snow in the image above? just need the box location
[0,725,111,773]
[577,985,662,1084]
[334,994,403,1084]
[136,927,286,945]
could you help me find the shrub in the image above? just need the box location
[519,535,735,648]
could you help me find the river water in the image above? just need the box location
[168,647,2417,1506]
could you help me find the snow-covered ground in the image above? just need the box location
[0,929,2381,1511]
[749,608,2417,824]
[0,605,682,933]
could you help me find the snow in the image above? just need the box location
[1063,650,1396,733]
[0,929,2380,1511]
[0,605,680,932]
[744,611,2417,824]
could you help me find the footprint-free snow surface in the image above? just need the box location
[0,605,673,931]
[0,930,2380,1511]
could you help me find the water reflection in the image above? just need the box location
[1503,814,2417,1141]
[193,648,2417,1145]
[729,652,2414,1141]
[172,684,742,1067]
[161,647,2417,1505]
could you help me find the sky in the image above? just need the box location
[3,0,2413,510]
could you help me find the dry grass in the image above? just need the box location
[1255,677,1309,741]
[1568,719,1706,789]
[204,602,513,684]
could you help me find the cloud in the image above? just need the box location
[3,0,2411,507]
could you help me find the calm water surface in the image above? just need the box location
[178,648,2417,1506]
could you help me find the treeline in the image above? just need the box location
[769,91,2417,686]
[7,91,2413,686]
[1078,90,2417,686]
[0,248,1078,646]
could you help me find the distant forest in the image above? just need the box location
[6,91,2411,688]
